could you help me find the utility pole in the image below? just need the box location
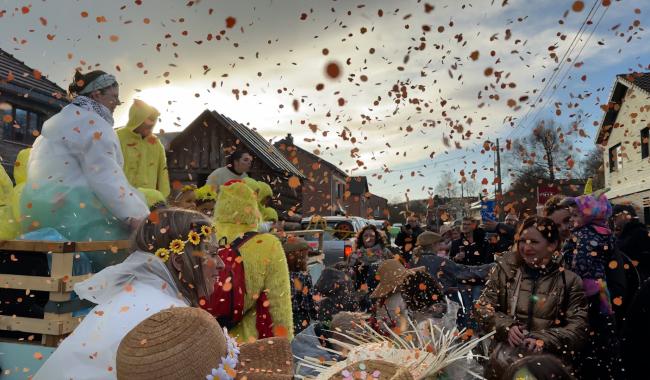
[495,138,503,221]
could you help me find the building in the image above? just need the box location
[596,72,650,223]
[275,134,349,216]
[165,110,305,218]
[274,134,388,218]
[0,49,68,178]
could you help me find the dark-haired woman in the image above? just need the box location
[347,224,394,310]
[475,216,588,380]
[206,149,252,192]
[21,71,149,268]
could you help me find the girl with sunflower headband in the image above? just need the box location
[34,208,225,380]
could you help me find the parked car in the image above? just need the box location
[300,216,368,266]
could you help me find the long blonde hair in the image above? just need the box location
[133,208,215,306]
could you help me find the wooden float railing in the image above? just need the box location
[0,240,130,346]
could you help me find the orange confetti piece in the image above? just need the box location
[572,1,585,12]
[222,282,233,292]
[80,11,89,18]
[325,62,341,79]
[225,16,237,28]
[288,176,301,189]
[109,35,119,42]
[93,131,102,140]
[613,296,623,306]
[33,352,43,360]
[21,6,29,14]
[94,310,104,317]
[46,34,55,41]
[273,325,289,337]
[119,306,130,313]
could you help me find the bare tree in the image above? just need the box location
[435,171,459,198]
[580,147,605,190]
[508,119,575,182]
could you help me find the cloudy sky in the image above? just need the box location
[1,0,648,201]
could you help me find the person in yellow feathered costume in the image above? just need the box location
[116,99,170,198]
[243,178,279,228]
[214,180,293,341]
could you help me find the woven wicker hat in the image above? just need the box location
[117,307,294,380]
[237,337,294,380]
[116,307,228,379]
[329,360,414,380]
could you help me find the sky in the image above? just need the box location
[1,0,649,202]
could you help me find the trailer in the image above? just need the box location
[0,239,130,379]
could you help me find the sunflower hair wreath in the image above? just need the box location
[154,225,213,263]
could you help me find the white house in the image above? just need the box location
[596,72,650,223]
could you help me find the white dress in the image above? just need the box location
[33,252,188,380]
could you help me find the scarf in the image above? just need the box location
[72,95,114,126]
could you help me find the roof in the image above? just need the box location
[156,131,181,150]
[275,134,348,179]
[596,72,650,145]
[0,48,67,100]
[172,110,305,178]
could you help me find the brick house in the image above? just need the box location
[275,134,388,219]
[597,72,650,223]
[165,110,305,218]
[0,49,68,178]
[275,134,348,216]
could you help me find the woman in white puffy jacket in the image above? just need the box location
[20,70,149,268]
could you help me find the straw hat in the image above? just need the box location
[370,259,425,299]
[117,307,294,380]
[329,360,414,380]
[116,307,228,379]
[415,231,442,247]
[237,337,294,380]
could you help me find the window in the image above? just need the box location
[609,144,623,172]
[642,127,649,159]
[336,183,344,199]
[0,104,44,144]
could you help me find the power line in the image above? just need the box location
[506,0,600,141]
[523,4,609,134]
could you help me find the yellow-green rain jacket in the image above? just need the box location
[116,100,170,198]
[0,163,17,239]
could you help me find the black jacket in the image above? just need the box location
[395,226,424,261]
[617,220,650,282]
[449,228,492,265]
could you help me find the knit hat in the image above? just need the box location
[137,187,167,209]
[195,184,217,204]
[370,259,425,299]
[415,231,442,247]
[117,307,293,380]
[215,180,262,226]
[282,236,310,253]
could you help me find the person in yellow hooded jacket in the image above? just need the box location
[9,148,30,236]
[213,180,293,341]
[116,99,170,198]
[0,164,18,239]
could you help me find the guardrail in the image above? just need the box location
[0,240,130,346]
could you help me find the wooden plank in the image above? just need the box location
[0,315,79,335]
[0,274,58,292]
[0,240,129,253]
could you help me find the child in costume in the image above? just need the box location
[195,184,217,217]
[206,180,293,342]
[169,184,198,210]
